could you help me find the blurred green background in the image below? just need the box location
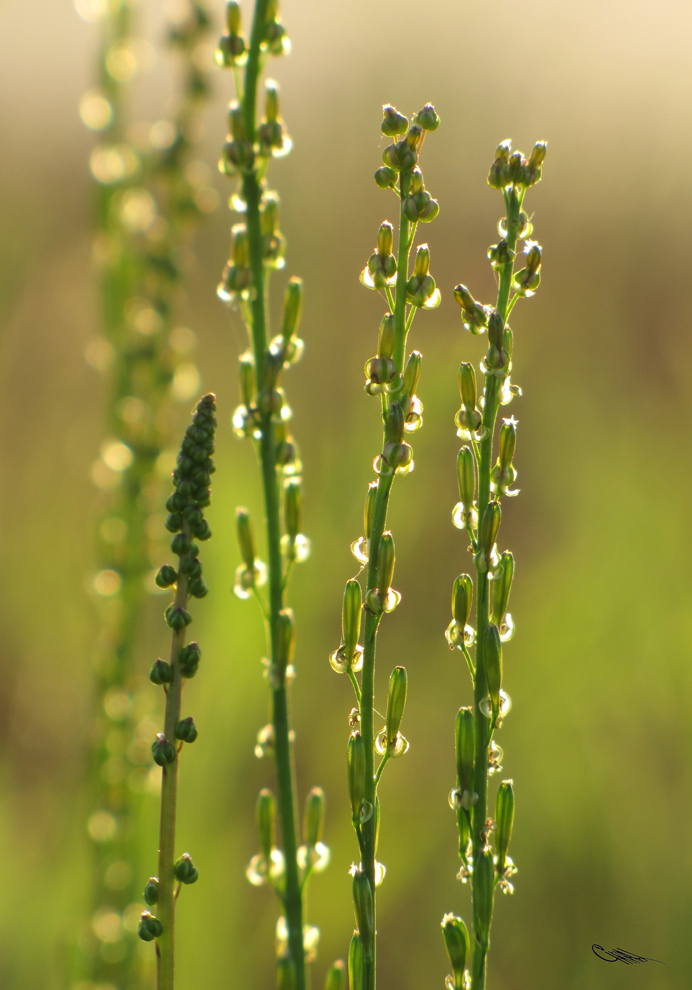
[1,0,692,988]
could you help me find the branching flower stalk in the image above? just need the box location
[441,140,546,990]
[216,4,331,989]
[329,103,441,990]
[137,393,217,990]
[79,2,216,986]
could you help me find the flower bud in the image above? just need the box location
[348,731,366,822]
[455,706,474,793]
[381,104,408,137]
[473,845,495,948]
[155,564,177,589]
[405,122,423,151]
[385,402,405,446]
[415,103,440,131]
[413,243,430,279]
[275,608,295,673]
[171,533,191,556]
[280,276,302,342]
[495,779,515,874]
[352,871,374,962]
[324,960,346,990]
[364,482,377,540]
[457,447,476,507]
[173,852,199,884]
[138,910,163,941]
[525,242,542,278]
[458,363,477,410]
[487,239,515,272]
[150,658,173,686]
[403,350,422,397]
[151,733,177,766]
[178,641,201,678]
[304,786,326,847]
[165,605,192,632]
[528,141,547,168]
[479,501,501,556]
[257,787,276,859]
[385,666,407,743]
[342,579,362,664]
[452,574,473,628]
[236,507,256,570]
[441,913,470,988]
[174,716,198,743]
[226,0,241,33]
[143,877,159,905]
[487,310,504,351]
[377,313,396,360]
[374,165,397,189]
[376,532,395,593]
[376,221,393,258]
[492,552,515,626]
[484,624,503,713]
[284,479,302,541]
[498,419,517,472]
[348,934,363,990]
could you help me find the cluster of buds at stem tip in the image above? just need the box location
[376,666,409,758]
[330,579,364,674]
[488,139,546,190]
[216,0,290,68]
[365,532,401,614]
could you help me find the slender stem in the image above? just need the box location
[156,542,190,990]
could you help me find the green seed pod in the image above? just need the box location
[377,313,396,361]
[150,658,173,686]
[457,447,476,508]
[403,350,422,397]
[264,79,279,123]
[492,552,515,625]
[170,533,191,557]
[165,605,192,632]
[487,239,514,272]
[525,242,542,277]
[405,122,423,150]
[348,731,366,822]
[143,877,159,905]
[498,419,517,472]
[173,852,199,885]
[364,482,377,540]
[275,608,295,672]
[441,913,470,988]
[155,564,178,589]
[487,310,504,350]
[374,165,397,189]
[166,512,183,533]
[277,958,297,990]
[284,479,302,541]
[188,577,208,599]
[385,666,408,743]
[178,641,201,678]
[174,716,198,743]
[454,284,476,314]
[479,501,501,556]
[416,103,440,131]
[240,352,256,406]
[352,870,374,962]
[138,910,163,941]
[226,0,241,34]
[458,363,477,409]
[381,104,408,137]
[342,579,362,665]
[324,959,346,990]
[455,706,474,793]
[385,402,405,445]
[528,140,547,168]
[495,779,515,874]
[304,786,326,847]
[456,806,471,860]
[484,624,503,712]
[236,507,255,569]
[348,934,363,990]
[413,243,430,279]
[377,221,394,258]
[280,276,302,342]
[257,788,276,859]
[452,574,473,627]
[376,532,395,593]
[228,101,246,140]
[151,734,177,767]
[473,845,495,948]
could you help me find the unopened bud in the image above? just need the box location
[527,141,547,168]
[173,852,199,884]
[487,311,504,350]
[324,960,346,990]
[257,787,276,859]
[275,608,295,672]
[150,658,173,686]
[492,552,515,625]
[377,222,394,258]
[405,122,423,151]
[381,104,408,137]
[479,501,501,556]
[348,934,364,990]
[455,706,474,793]
[376,532,395,593]
[441,913,470,988]
[458,363,477,409]
[264,79,279,122]
[413,243,430,279]
[452,574,473,628]
[403,350,422,396]
[236,507,255,569]
[280,276,302,341]
[377,314,396,360]
[385,402,405,445]
[374,166,397,189]
[155,564,177,589]
[385,666,407,742]
[416,103,440,131]
[484,624,503,712]
[495,779,515,874]
[284,479,302,540]
[151,733,177,767]
[342,579,362,664]
[138,910,163,941]
[498,419,517,472]
[473,845,495,947]
[143,877,159,905]
[364,482,377,539]
[174,716,198,743]
[239,352,256,406]
[348,731,366,822]
[457,447,476,507]
[304,786,326,846]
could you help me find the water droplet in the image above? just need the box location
[448,787,462,810]
[350,536,369,564]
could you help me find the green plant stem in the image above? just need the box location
[470,190,522,990]
[240,4,305,987]
[156,544,190,990]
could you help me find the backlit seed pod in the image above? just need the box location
[174,716,198,743]
[352,871,374,961]
[257,788,276,859]
[364,482,377,540]
[473,845,495,948]
[304,787,326,847]
[374,166,397,189]
[348,933,364,990]
[377,221,394,258]
[376,532,395,594]
[138,910,163,941]
[143,877,159,905]
[413,243,430,279]
[178,641,201,678]
[173,852,199,884]
[498,419,517,472]
[284,479,302,541]
[228,101,246,140]
[457,447,476,508]
[452,574,473,627]
[280,276,302,342]
[527,141,547,169]
[458,363,477,409]
[232,224,250,267]
[264,79,279,122]
[416,103,440,131]
[236,507,256,570]
[150,659,173,686]
[151,734,177,766]
[342,579,362,664]
[381,104,408,137]
[348,731,366,822]
[404,350,422,397]
[525,242,542,277]
[226,0,241,33]
[456,807,471,860]
[377,314,396,360]
[171,533,192,556]
[239,352,256,407]
[492,552,515,625]
[165,605,192,632]
[484,624,503,712]
[487,239,514,272]
[479,501,501,556]
[495,779,515,874]
[324,959,346,990]
[441,913,470,988]
[385,666,408,743]
[405,122,423,151]
[455,707,474,793]
[155,564,178,588]
[487,310,504,351]
[275,609,295,672]
[385,402,405,445]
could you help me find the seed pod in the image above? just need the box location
[495,779,515,875]
[280,276,302,341]
[381,104,408,137]
[178,641,201,678]
[236,507,255,569]
[348,731,366,822]
[348,933,364,990]
[377,221,394,258]
[455,707,474,793]
[404,350,422,397]
[385,402,405,446]
[324,960,346,990]
[377,313,396,360]
[171,533,192,556]
[484,624,503,713]
[173,852,199,884]
[458,363,477,409]
[174,716,198,743]
[441,913,470,988]
[413,243,430,279]
[138,910,163,941]
[352,870,374,961]
[276,958,297,990]
[385,666,408,743]
[479,501,501,556]
[257,788,276,859]
[498,419,517,472]
[452,574,473,627]
[375,532,395,594]
[275,608,295,672]
[284,479,302,541]
[416,103,440,131]
[342,579,362,665]
[457,447,476,508]
[492,552,515,625]
[473,845,495,948]
[143,877,159,905]
[304,787,326,847]
[374,166,397,189]
[487,310,504,350]
[155,564,178,589]
[150,659,173,686]
[151,734,176,767]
